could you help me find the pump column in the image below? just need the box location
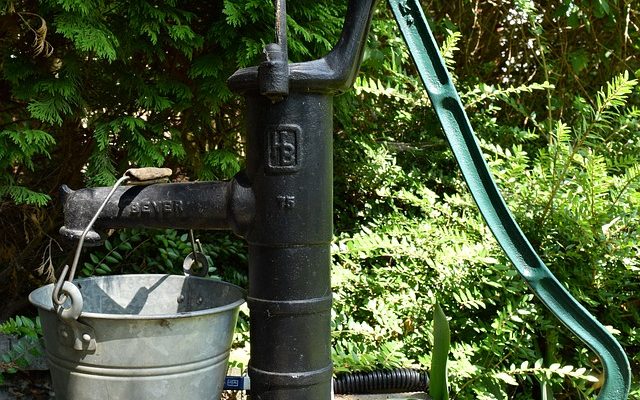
[243,91,334,399]
[228,1,377,397]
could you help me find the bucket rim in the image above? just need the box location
[29,274,246,320]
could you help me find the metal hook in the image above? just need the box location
[184,230,208,277]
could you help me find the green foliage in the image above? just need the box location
[332,341,409,374]
[0,316,41,341]
[81,229,248,286]
[0,0,344,207]
[0,317,43,384]
[0,128,55,205]
[0,0,346,340]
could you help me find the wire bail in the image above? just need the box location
[52,172,132,311]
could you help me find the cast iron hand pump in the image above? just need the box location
[57,0,631,398]
[61,1,377,398]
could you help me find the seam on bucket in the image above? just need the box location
[46,350,230,377]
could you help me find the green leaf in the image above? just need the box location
[495,372,518,386]
[110,250,123,261]
[97,263,111,274]
[430,303,450,400]
[105,255,119,264]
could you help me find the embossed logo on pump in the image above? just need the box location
[267,124,301,173]
[128,200,184,216]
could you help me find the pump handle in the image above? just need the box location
[389,0,631,398]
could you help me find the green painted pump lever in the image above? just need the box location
[388,0,632,398]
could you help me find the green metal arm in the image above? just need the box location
[388,0,631,398]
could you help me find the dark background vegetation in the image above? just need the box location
[1,0,639,398]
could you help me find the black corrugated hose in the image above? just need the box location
[333,368,429,394]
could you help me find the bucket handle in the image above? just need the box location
[52,168,173,312]
[52,172,131,309]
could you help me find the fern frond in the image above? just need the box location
[611,163,640,207]
[594,71,638,122]
[440,29,462,70]
[464,81,554,109]
[551,120,572,147]
[354,76,410,101]
[494,360,599,387]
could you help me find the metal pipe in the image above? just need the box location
[243,92,334,399]
[60,178,254,244]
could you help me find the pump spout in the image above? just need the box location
[59,177,254,245]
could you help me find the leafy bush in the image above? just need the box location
[330,6,639,398]
[0,0,346,316]
[80,229,248,285]
[0,316,43,384]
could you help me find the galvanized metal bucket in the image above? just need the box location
[29,274,244,400]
